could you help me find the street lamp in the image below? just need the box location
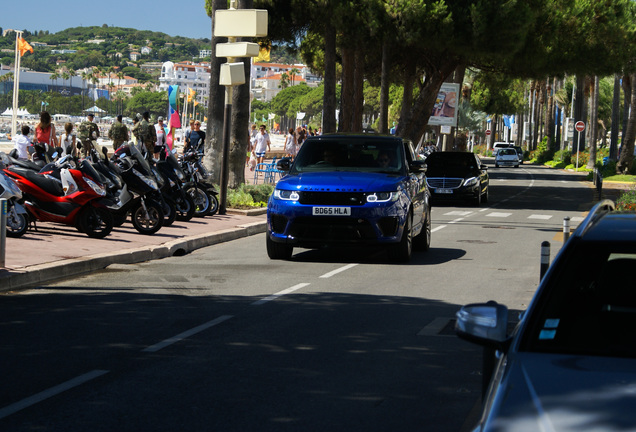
[214,1,267,215]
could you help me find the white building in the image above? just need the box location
[157,60,322,105]
[250,62,320,102]
[158,61,210,104]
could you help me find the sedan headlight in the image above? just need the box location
[463,177,479,187]
[367,191,399,203]
[274,189,300,201]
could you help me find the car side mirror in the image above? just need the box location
[455,301,509,350]
[409,160,427,173]
[277,158,292,171]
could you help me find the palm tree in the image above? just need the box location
[0,72,14,94]
[107,83,115,114]
[289,68,300,86]
[49,70,59,95]
[279,72,289,89]
[117,71,125,114]
[80,70,89,111]
[61,69,70,114]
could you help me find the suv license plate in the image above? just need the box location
[436,188,453,194]
[312,206,351,216]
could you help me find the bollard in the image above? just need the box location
[0,198,6,268]
[540,241,550,282]
[563,216,571,243]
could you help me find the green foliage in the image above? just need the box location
[529,137,553,164]
[617,188,636,211]
[227,184,274,208]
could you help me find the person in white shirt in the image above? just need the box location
[252,124,271,165]
[59,122,77,156]
[12,125,31,160]
[154,116,167,158]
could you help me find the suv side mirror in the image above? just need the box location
[455,301,510,350]
[409,160,427,173]
[277,158,292,171]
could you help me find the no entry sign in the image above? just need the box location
[575,121,585,132]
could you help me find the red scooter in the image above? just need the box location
[4,159,114,238]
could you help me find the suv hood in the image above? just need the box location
[484,352,636,431]
[278,171,404,192]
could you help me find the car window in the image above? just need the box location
[498,149,516,156]
[291,138,405,174]
[521,246,636,358]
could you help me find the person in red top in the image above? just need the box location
[34,111,59,149]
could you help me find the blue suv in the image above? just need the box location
[266,134,431,262]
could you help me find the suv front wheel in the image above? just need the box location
[266,234,293,260]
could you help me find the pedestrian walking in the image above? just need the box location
[108,114,129,151]
[252,124,271,165]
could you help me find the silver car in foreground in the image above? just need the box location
[456,200,636,431]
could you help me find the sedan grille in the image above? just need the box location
[426,177,464,189]
[298,191,366,206]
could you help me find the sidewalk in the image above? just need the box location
[1,210,267,292]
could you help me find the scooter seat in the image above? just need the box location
[9,166,64,197]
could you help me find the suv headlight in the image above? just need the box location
[367,191,399,203]
[274,189,300,201]
[463,177,479,187]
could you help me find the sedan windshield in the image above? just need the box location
[521,244,636,358]
[291,138,405,174]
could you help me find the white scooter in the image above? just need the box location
[0,152,28,237]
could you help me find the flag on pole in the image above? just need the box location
[167,85,181,150]
[18,37,33,56]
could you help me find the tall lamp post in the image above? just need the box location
[214,1,267,214]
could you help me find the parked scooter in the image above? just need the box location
[155,146,195,222]
[110,143,164,234]
[4,151,114,238]
[0,152,28,237]
[179,150,219,217]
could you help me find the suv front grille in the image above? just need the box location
[299,191,366,206]
[426,178,463,189]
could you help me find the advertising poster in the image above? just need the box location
[428,83,460,127]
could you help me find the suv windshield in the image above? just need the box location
[522,244,636,358]
[425,152,478,176]
[291,138,405,174]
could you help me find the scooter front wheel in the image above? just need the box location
[131,201,164,235]
[78,206,114,239]
[187,185,211,217]
[6,204,28,238]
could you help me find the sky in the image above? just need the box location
[1,0,213,39]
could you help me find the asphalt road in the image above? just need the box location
[0,163,595,432]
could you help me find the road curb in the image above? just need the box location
[1,221,267,292]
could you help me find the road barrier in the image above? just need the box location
[593,167,603,199]
[563,216,571,243]
[540,241,550,281]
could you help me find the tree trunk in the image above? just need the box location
[398,58,458,144]
[338,46,355,132]
[378,40,390,134]
[397,60,416,138]
[618,72,636,174]
[229,0,253,187]
[204,0,228,184]
[546,78,555,151]
[610,74,621,161]
[352,49,364,132]
[586,76,599,169]
[573,75,586,152]
[322,23,337,133]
